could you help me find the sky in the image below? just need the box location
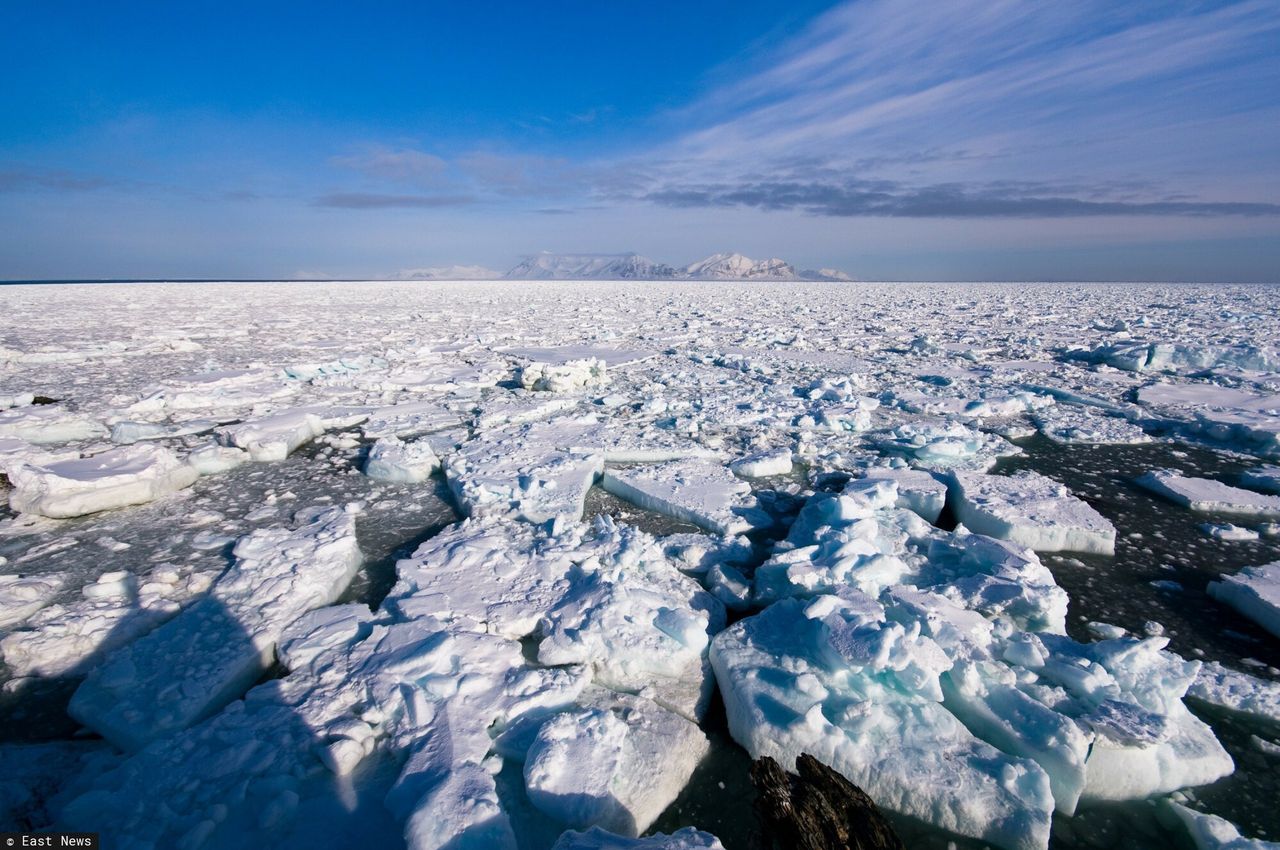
[2,0,1279,282]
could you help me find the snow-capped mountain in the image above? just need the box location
[799,267,853,282]
[394,265,502,280]
[503,251,852,281]
[505,253,677,280]
[681,252,796,280]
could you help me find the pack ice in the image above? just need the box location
[69,505,363,750]
[7,444,198,518]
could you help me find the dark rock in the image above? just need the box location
[751,753,904,850]
[31,396,59,405]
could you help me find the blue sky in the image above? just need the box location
[2,0,1278,281]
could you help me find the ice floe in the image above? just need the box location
[948,470,1118,554]
[1207,561,1280,639]
[7,444,198,518]
[1137,471,1280,518]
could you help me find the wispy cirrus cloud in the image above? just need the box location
[313,192,475,209]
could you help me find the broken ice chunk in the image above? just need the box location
[0,404,106,444]
[7,444,198,518]
[69,505,363,751]
[1186,661,1280,730]
[0,573,65,630]
[551,827,726,850]
[711,598,1055,850]
[218,409,329,461]
[518,358,608,393]
[601,460,757,536]
[1033,406,1151,445]
[730,447,793,478]
[1137,470,1280,518]
[1207,561,1280,640]
[523,691,709,837]
[1163,801,1280,850]
[364,436,440,484]
[861,466,948,524]
[948,470,1117,554]
[443,416,605,525]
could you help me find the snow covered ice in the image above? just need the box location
[3,280,1280,850]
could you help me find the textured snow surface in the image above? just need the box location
[3,280,1280,850]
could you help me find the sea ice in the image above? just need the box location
[1207,561,1280,639]
[1186,661,1280,729]
[711,595,1055,850]
[0,573,65,630]
[69,505,363,750]
[522,690,709,836]
[364,436,440,484]
[601,459,756,536]
[0,405,106,444]
[861,466,948,524]
[1137,471,1280,518]
[1034,406,1152,445]
[730,446,793,478]
[948,470,1117,554]
[551,827,725,850]
[7,444,198,518]
[1164,802,1280,850]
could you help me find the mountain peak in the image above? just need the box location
[501,251,851,281]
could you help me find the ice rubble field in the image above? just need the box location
[1,281,1280,850]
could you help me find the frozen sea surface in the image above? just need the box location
[2,281,1280,849]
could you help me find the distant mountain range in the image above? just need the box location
[393,252,853,282]
[504,252,852,281]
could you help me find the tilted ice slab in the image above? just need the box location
[383,519,571,638]
[861,466,948,523]
[755,478,922,603]
[1,565,215,678]
[1187,661,1280,730]
[519,689,709,836]
[7,444,198,518]
[69,505,363,751]
[361,399,466,439]
[711,595,1055,850]
[1137,471,1280,518]
[1164,802,1280,850]
[1034,406,1152,445]
[364,436,440,484]
[1207,561,1280,639]
[60,612,590,850]
[535,520,726,720]
[218,407,368,462]
[127,366,296,414]
[1242,465,1280,495]
[601,459,756,536]
[880,420,1021,472]
[445,415,605,525]
[893,588,1232,814]
[0,573,65,630]
[0,405,106,445]
[386,517,725,721]
[446,413,718,526]
[948,470,1117,554]
[552,827,725,850]
[730,447,793,478]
